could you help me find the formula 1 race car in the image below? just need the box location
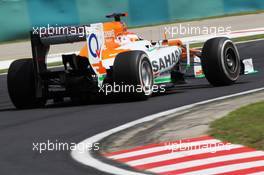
[8,13,246,109]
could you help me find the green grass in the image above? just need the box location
[0,61,63,74]
[209,101,264,150]
[0,69,8,74]
[47,61,63,67]
[190,42,204,48]
[190,34,264,48]
[0,33,263,74]
[232,34,264,43]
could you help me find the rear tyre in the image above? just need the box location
[201,37,241,86]
[7,59,46,109]
[113,51,153,99]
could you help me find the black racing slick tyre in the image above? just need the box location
[7,59,46,109]
[113,51,153,99]
[201,37,241,86]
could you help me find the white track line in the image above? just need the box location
[0,65,63,76]
[1,38,263,76]
[150,151,264,173]
[181,160,264,175]
[0,51,78,70]
[179,27,264,44]
[71,87,264,175]
[249,172,264,175]
[1,27,264,72]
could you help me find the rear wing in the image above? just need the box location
[30,25,88,97]
[31,25,88,70]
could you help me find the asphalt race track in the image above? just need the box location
[0,40,263,175]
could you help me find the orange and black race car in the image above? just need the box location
[7,13,247,109]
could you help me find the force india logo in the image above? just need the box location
[88,33,101,58]
[151,50,181,72]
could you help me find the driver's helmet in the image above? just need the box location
[115,32,139,45]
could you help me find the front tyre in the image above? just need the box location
[201,37,240,86]
[7,59,46,109]
[113,51,153,99]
